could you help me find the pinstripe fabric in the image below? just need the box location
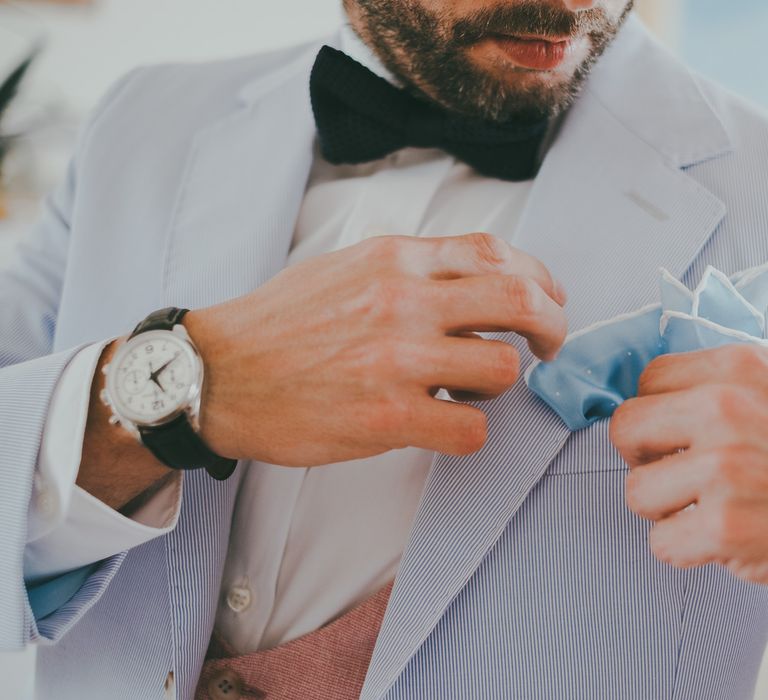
[0,70,141,651]
[1,17,767,700]
[384,423,768,699]
[0,350,79,647]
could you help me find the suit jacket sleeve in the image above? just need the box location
[0,69,144,650]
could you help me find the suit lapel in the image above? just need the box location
[158,45,319,693]
[362,19,730,700]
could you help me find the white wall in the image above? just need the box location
[19,0,343,112]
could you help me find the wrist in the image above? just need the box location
[179,308,238,459]
[80,337,174,510]
[99,308,236,480]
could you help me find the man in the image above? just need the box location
[2,0,768,698]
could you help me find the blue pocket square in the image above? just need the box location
[525,263,768,431]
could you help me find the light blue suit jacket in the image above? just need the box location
[2,18,768,700]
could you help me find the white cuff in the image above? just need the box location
[25,477,182,581]
[25,340,183,581]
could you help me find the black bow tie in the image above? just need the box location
[309,45,549,182]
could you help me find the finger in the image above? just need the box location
[612,384,768,468]
[430,274,568,361]
[417,337,520,397]
[610,390,705,467]
[625,448,713,520]
[638,344,768,397]
[445,332,512,401]
[404,396,489,456]
[650,499,768,569]
[412,232,567,306]
[647,505,719,569]
[725,559,768,585]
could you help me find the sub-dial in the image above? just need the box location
[122,368,149,395]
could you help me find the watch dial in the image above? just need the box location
[110,332,198,424]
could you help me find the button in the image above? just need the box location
[34,475,58,520]
[37,489,58,519]
[226,586,252,613]
[208,670,242,700]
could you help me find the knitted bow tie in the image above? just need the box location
[309,45,549,182]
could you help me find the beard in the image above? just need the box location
[346,0,635,123]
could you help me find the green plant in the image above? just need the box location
[0,52,36,173]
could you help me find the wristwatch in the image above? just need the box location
[100,307,237,481]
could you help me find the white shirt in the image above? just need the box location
[26,26,537,653]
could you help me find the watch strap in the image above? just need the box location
[138,416,237,481]
[130,307,189,338]
[131,306,237,481]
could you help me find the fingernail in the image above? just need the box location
[554,279,568,305]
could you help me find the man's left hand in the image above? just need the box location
[610,343,768,584]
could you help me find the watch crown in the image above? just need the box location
[102,363,111,375]
[99,388,109,406]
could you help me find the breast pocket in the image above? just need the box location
[545,417,628,476]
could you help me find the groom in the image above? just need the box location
[2,1,768,698]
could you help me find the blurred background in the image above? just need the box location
[1,0,767,697]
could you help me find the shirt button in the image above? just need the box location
[37,487,58,520]
[208,670,242,700]
[226,586,252,613]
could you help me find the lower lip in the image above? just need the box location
[490,36,571,71]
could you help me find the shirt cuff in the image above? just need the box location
[25,340,183,582]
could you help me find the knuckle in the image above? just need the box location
[647,527,671,563]
[364,277,410,324]
[623,473,639,510]
[490,344,521,386]
[468,232,511,269]
[708,499,741,553]
[368,338,407,376]
[456,411,488,454]
[709,445,753,492]
[609,399,634,448]
[624,471,646,514]
[637,355,668,395]
[706,384,747,425]
[553,309,569,347]
[365,394,413,437]
[726,343,768,377]
[360,235,404,263]
[503,275,543,318]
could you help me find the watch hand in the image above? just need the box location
[149,358,174,384]
[146,361,163,390]
[150,353,182,392]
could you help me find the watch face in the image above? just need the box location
[106,330,202,426]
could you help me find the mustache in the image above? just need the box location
[451,1,613,44]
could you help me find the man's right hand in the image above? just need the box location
[79,232,567,509]
[186,232,568,467]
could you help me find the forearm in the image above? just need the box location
[77,338,173,512]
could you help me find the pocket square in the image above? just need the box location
[525,262,768,431]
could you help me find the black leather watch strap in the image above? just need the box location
[138,416,236,481]
[130,307,190,339]
[131,307,237,481]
